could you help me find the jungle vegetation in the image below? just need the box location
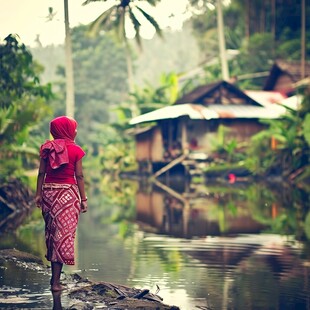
[0,35,53,182]
[0,0,309,188]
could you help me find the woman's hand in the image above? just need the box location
[35,195,42,208]
[81,200,88,213]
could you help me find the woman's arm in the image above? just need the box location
[75,159,88,213]
[35,158,46,208]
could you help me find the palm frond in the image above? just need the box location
[0,105,15,136]
[135,6,162,38]
[82,0,109,6]
[128,8,142,48]
[143,0,161,7]
[10,144,39,156]
[88,6,116,36]
[114,6,126,42]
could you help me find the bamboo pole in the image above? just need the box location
[153,154,186,178]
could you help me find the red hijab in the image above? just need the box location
[40,116,78,169]
[50,116,77,141]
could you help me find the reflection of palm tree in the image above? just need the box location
[82,0,162,92]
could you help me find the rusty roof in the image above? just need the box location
[208,104,283,119]
[129,103,284,125]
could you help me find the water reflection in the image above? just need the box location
[135,179,305,239]
[0,260,53,309]
[136,185,268,238]
[95,178,310,309]
[0,177,309,309]
[129,234,310,310]
[52,290,62,310]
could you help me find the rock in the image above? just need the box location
[0,249,43,264]
[67,281,180,310]
[0,249,180,310]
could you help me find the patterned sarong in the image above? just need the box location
[41,183,81,265]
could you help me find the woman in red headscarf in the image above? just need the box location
[35,116,88,292]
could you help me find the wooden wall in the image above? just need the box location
[135,119,265,163]
[135,126,164,162]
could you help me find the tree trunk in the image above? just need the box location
[301,0,306,78]
[271,0,276,40]
[125,42,138,117]
[245,0,250,39]
[64,0,75,118]
[125,43,134,93]
[216,0,229,81]
[260,0,266,33]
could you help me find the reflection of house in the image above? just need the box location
[130,80,285,177]
[135,183,267,239]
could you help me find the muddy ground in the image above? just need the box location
[0,249,180,310]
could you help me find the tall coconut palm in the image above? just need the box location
[47,3,75,118]
[82,0,163,92]
[64,0,75,118]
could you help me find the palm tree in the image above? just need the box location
[47,4,75,117]
[82,0,163,92]
[64,0,75,118]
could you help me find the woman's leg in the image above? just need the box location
[50,262,64,291]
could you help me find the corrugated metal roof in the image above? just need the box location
[129,103,284,125]
[280,95,303,110]
[245,90,303,112]
[125,126,154,136]
[208,104,283,119]
[245,90,288,113]
[129,104,219,125]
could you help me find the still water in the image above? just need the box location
[0,177,310,309]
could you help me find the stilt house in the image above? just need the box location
[129,80,285,177]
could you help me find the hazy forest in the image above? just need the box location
[0,0,309,186]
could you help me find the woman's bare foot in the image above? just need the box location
[51,283,65,292]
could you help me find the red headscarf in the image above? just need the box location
[50,116,77,141]
[40,116,78,169]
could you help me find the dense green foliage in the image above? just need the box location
[130,72,179,114]
[188,0,310,88]
[0,35,53,181]
[208,86,310,179]
[0,35,52,109]
[246,84,310,176]
[71,26,129,147]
